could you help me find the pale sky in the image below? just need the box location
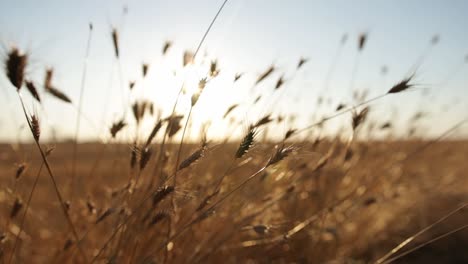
[1,0,467,142]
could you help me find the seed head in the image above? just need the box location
[235,126,257,159]
[15,163,27,179]
[178,146,206,171]
[142,63,149,77]
[129,81,136,90]
[139,147,152,170]
[223,104,239,119]
[209,60,219,77]
[352,107,369,130]
[183,50,194,66]
[145,119,163,147]
[110,119,126,138]
[387,75,415,94]
[275,75,285,90]
[47,87,72,104]
[254,114,273,128]
[152,186,175,207]
[162,41,172,55]
[284,129,296,140]
[111,28,119,58]
[267,145,295,166]
[10,198,23,219]
[297,57,308,69]
[234,72,243,82]
[25,80,41,103]
[5,47,27,90]
[30,114,40,141]
[358,33,367,51]
[255,65,275,85]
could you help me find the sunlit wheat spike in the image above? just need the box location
[142,63,149,78]
[336,103,346,111]
[44,68,53,89]
[139,147,152,170]
[352,107,369,130]
[46,86,72,103]
[198,77,208,90]
[191,92,201,107]
[166,115,184,138]
[95,208,116,224]
[223,104,239,119]
[358,32,367,51]
[235,126,257,159]
[267,145,296,166]
[209,60,219,77]
[152,185,175,207]
[387,74,416,94]
[110,119,126,138]
[183,50,194,66]
[178,145,206,171]
[145,119,163,147]
[132,102,140,123]
[129,81,136,90]
[297,57,308,69]
[254,114,273,128]
[111,28,119,58]
[10,197,23,219]
[284,129,296,140]
[162,41,172,55]
[380,122,392,130]
[253,95,262,104]
[5,47,27,90]
[25,81,41,103]
[234,72,243,82]
[15,163,27,179]
[275,75,285,90]
[255,65,275,85]
[30,114,41,141]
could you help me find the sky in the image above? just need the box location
[0,0,467,142]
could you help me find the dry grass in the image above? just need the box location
[0,2,467,263]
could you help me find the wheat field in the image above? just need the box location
[1,1,468,263]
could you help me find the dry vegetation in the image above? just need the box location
[1,1,468,263]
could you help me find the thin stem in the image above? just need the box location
[71,23,93,200]
[375,203,468,264]
[16,93,88,263]
[382,223,468,264]
[292,93,387,136]
[8,162,45,264]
